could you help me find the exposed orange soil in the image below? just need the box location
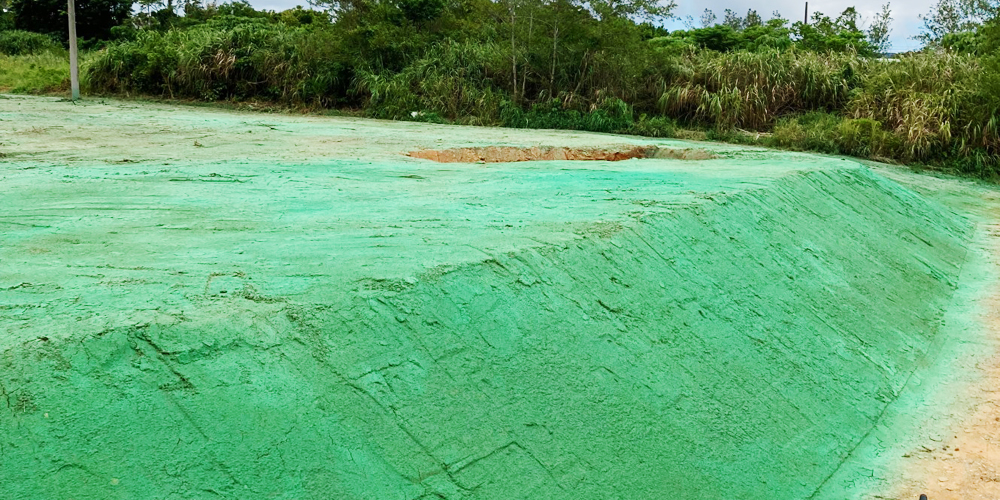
[407,145,716,163]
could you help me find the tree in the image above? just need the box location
[395,0,445,22]
[12,0,132,40]
[867,3,892,54]
[311,0,372,17]
[742,16,792,51]
[690,24,741,50]
[836,7,861,32]
[982,7,1000,50]
[136,0,163,16]
[793,8,877,56]
[589,0,674,21]
[744,9,762,28]
[0,0,14,30]
[699,8,715,27]
[722,8,742,30]
[917,0,1000,44]
[499,0,527,101]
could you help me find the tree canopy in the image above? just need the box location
[11,0,131,40]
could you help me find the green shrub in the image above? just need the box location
[771,112,842,154]
[628,114,676,137]
[0,30,60,55]
[501,98,635,133]
[952,150,1000,178]
[835,118,900,158]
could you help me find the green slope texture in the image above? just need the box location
[0,149,977,498]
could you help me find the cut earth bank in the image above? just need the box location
[1,95,999,500]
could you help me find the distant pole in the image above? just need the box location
[804,2,808,25]
[67,0,80,101]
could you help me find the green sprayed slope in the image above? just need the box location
[0,167,972,499]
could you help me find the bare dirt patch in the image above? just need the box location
[407,145,716,163]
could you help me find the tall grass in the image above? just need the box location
[0,30,71,94]
[0,52,72,93]
[760,52,1000,173]
[656,49,858,130]
[848,52,998,161]
[651,48,1000,170]
[86,21,351,104]
[353,40,508,122]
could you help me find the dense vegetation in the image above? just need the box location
[3,0,1000,176]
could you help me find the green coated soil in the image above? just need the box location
[1,95,998,499]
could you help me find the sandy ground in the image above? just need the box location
[887,224,1000,500]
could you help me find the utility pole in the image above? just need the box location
[67,0,80,101]
[804,2,808,25]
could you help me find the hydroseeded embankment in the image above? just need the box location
[0,163,975,499]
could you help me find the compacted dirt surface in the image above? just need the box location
[407,145,716,162]
[2,95,1000,500]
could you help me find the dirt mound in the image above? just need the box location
[408,145,716,163]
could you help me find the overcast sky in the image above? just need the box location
[664,0,933,51]
[246,0,932,52]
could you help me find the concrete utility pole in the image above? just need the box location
[67,0,80,101]
[804,2,809,25]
